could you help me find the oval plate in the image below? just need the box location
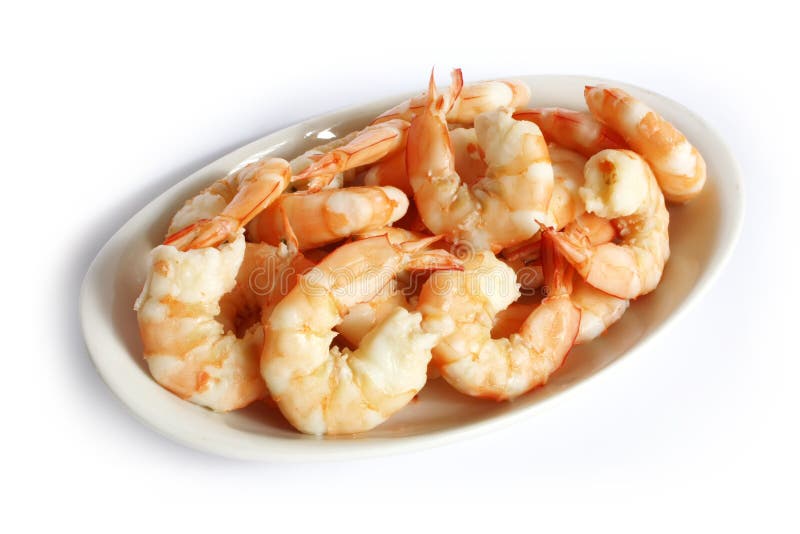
[80,75,744,461]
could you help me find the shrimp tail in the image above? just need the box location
[542,230,573,296]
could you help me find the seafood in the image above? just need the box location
[548,143,587,230]
[513,107,626,158]
[407,75,554,252]
[260,235,461,435]
[291,119,410,192]
[374,69,530,125]
[549,149,670,299]
[418,233,580,400]
[165,159,291,250]
[584,85,706,203]
[571,276,629,344]
[335,227,431,346]
[248,186,409,250]
[135,161,303,411]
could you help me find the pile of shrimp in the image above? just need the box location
[135,69,706,435]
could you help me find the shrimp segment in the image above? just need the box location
[584,86,706,203]
[513,108,626,158]
[374,69,530,125]
[248,186,409,250]
[550,149,670,299]
[291,119,410,192]
[164,158,291,251]
[407,74,554,252]
[571,277,629,344]
[418,233,580,400]
[261,235,462,435]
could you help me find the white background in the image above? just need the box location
[3,1,798,532]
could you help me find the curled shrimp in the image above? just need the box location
[335,227,432,347]
[374,68,530,125]
[165,159,291,250]
[290,119,410,192]
[407,74,554,252]
[248,185,409,250]
[549,149,670,299]
[363,126,488,195]
[584,85,706,203]
[418,232,580,400]
[513,107,626,158]
[135,160,305,411]
[260,234,462,435]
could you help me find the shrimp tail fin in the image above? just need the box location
[542,230,574,296]
[164,217,236,251]
[446,68,464,113]
[405,248,463,272]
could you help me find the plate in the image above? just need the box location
[80,75,744,461]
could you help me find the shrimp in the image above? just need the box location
[290,119,410,192]
[164,158,291,250]
[584,86,706,203]
[286,130,361,191]
[135,162,305,411]
[363,126,488,195]
[335,227,431,347]
[571,276,629,344]
[247,185,409,250]
[418,232,580,400]
[513,107,626,158]
[549,149,670,299]
[260,234,462,435]
[373,68,530,125]
[407,74,554,252]
[547,143,588,230]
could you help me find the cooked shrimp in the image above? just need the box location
[135,165,306,411]
[418,233,580,400]
[547,143,588,229]
[261,234,462,435]
[571,277,629,344]
[549,149,670,299]
[363,126,488,195]
[290,119,410,192]
[248,185,409,250]
[374,68,530,125]
[335,227,431,347]
[407,75,554,252]
[513,107,626,158]
[450,127,487,186]
[584,86,706,203]
[164,158,291,250]
[287,131,361,191]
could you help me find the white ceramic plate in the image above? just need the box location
[80,75,744,461]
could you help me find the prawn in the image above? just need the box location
[584,85,706,203]
[418,231,580,400]
[373,68,530,125]
[248,185,409,250]
[363,126,488,195]
[260,234,462,435]
[407,74,554,252]
[513,107,626,158]
[164,159,291,250]
[290,119,410,192]
[549,149,670,299]
[135,159,304,411]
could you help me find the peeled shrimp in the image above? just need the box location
[513,107,626,158]
[248,185,409,250]
[374,68,530,125]
[165,159,291,250]
[418,233,580,400]
[135,160,300,411]
[261,234,461,435]
[584,86,706,203]
[407,75,554,252]
[549,149,670,299]
[364,126,488,195]
[335,227,431,347]
[291,119,410,192]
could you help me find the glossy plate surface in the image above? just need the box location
[80,75,744,461]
